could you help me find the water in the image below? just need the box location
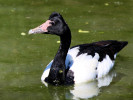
[0,0,133,100]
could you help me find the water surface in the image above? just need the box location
[0,0,133,100]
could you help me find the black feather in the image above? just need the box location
[71,40,128,61]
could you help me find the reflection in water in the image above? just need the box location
[43,71,116,100]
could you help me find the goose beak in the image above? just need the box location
[28,20,52,34]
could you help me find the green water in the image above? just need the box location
[0,0,133,100]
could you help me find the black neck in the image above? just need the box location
[46,29,71,85]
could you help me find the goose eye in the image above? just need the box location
[50,21,55,25]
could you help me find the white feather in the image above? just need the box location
[70,53,99,83]
[41,68,50,86]
[41,60,53,83]
[97,55,115,78]
[114,53,117,59]
[67,47,79,59]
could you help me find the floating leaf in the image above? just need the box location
[21,32,26,36]
[78,29,89,33]
[11,8,15,12]
[85,22,89,24]
[26,16,31,19]
[105,3,109,6]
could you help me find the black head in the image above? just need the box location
[29,12,70,36]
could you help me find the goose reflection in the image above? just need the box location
[42,71,116,100]
[70,71,116,99]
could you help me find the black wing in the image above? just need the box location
[70,40,128,61]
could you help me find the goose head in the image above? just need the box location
[29,12,70,36]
